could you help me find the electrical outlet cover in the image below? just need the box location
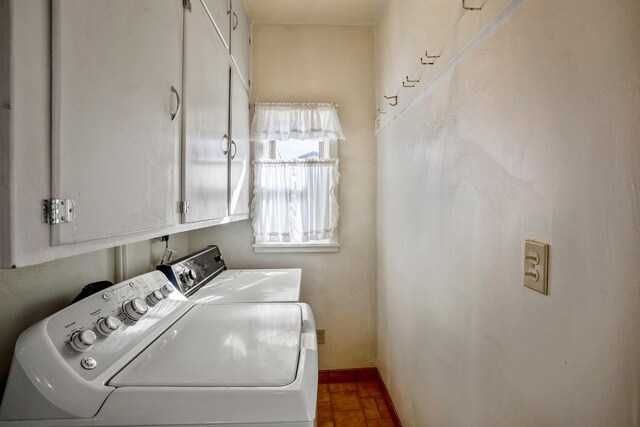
[524,240,549,295]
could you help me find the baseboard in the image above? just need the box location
[318,367,402,427]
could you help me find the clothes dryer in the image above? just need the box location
[157,245,302,304]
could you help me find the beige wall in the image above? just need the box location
[188,24,378,369]
[375,0,640,426]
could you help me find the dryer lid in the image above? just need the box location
[192,269,302,303]
[109,304,302,387]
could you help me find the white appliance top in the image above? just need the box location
[109,303,302,387]
[191,268,302,303]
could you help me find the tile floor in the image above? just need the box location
[317,377,400,427]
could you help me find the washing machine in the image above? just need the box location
[157,245,302,304]
[0,271,318,426]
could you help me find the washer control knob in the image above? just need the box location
[122,298,148,321]
[187,269,197,281]
[70,329,97,352]
[160,283,175,297]
[146,290,163,306]
[96,316,121,336]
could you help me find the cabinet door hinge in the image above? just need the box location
[179,201,190,214]
[42,198,75,224]
[183,0,192,12]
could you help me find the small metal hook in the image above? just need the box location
[377,108,387,114]
[420,51,440,65]
[402,76,418,88]
[462,0,482,10]
[383,95,398,106]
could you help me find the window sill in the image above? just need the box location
[252,242,340,253]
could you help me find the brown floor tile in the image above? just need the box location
[334,409,367,427]
[357,381,383,398]
[375,398,390,419]
[317,401,334,423]
[367,419,395,427]
[331,391,362,411]
[318,391,331,402]
[330,382,358,393]
[360,398,381,419]
[318,371,400,427]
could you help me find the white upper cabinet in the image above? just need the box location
[229,72,251,217]
[231,0,251,89]
[202,0,231,49]
[182,0,231,223]
[1,0,251,267]
[51,0,183,244]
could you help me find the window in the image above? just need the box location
[250,103,343,252]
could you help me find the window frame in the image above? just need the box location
[251,137,340,253]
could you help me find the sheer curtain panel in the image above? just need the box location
[251,103,343,244]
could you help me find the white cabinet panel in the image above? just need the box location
[231,0,251,89]
[229,72,250,216]
[51,0,182,245]
[202,0,230,48]
[183,0,230,223]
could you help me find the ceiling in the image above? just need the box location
[242,0,383,26]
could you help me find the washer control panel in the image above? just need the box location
[45,271,191,381]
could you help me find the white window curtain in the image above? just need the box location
[250,103,344,243]
[251,102,344,142]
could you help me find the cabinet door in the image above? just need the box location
[202,0,230,49]
[183,0,230,223]
[229,72,250,216]
[51,0,182,245]
[230,0,251,88]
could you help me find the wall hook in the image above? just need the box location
[420,51,440,65]
[383,95,398,106]
[377,108,387,114]
[462,0,483,10]
[402,82,415,88]
[405,76,420,83]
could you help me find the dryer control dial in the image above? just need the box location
[146,290,163,307]
[70,329,97,352]
[96,316,121,336]
[187,269,197,281]
[122,298,148,322]
[160,283,175,297]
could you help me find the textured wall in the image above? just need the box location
[188,24,378,369]
[375,0,640,426]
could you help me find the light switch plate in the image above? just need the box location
[524,240,549,295]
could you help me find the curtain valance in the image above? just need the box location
[250,102,344,142]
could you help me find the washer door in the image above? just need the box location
[109,304,302,387]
